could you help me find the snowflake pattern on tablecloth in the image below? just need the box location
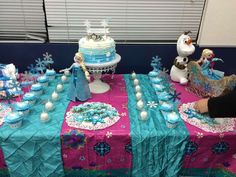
[62,129,86,149]
[125,142,132,154]
[147,101,158,108]
[94,142,111,156]
[179,102,236,133]
[185,141,198,155]
[212,142,229,154]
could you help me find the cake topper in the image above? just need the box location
[84,19,110,40]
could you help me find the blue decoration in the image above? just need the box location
[169,90,181,102]
[71,102,119,126]
[27,64,38,75]
[35,58,46,74]
[94,142,111,156]
[212,142,229,154]
[151,55,162,71]
[43,52,54,69]
[184,108,217,125]
[185,141,198,155]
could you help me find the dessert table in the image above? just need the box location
[0,74,236,177]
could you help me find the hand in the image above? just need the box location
[85,71,90,82]
[194,98,209,113]
[59,69,67,73]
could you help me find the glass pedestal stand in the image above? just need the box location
[85,54,121,94]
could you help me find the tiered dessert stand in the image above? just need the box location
[85,54,121,94]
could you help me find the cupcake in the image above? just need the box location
[165,112,179,128]
[37,75,49,87]
[153,84,165,92]
[45,69,56,80]
[14,101,30,116]
[148,71,158,78]
[5,112,23,128]
[159,102,173,112]
[158,92,172,102]
[150,77,162,84]
[30,83,43,95]
[22,92,37,105]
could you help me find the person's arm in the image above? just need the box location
[194,89,236,118]
[208,89,236,117]
[59,63,74,73]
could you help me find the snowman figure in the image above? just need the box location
[170,31,195,85]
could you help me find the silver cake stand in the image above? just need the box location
[85,54,121,94]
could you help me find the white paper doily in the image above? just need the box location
[66,102,120,130]
[179,102,236,133]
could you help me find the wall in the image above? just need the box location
[0,43,235,75]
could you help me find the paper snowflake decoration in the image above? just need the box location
[35,58,46,74]
[27,64,38,74]
[147,101,158,108]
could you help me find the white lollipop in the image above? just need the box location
[140,111,148,120]
[45,101,54,111]
[40,111,49,122]
[51,91,59,101]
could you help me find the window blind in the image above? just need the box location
[0,0,47,42]
[45,0,205,43]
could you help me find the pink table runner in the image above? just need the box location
[174,83,236,174]
[60,74,132,172]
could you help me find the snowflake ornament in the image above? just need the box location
[27,64,38,74]
[147,101,158,108]
[35,58,46,74]
[151,55,162,71]
[43,52,54,68]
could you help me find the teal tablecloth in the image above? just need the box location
[0,76,69,177]
[124,74,189,177]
